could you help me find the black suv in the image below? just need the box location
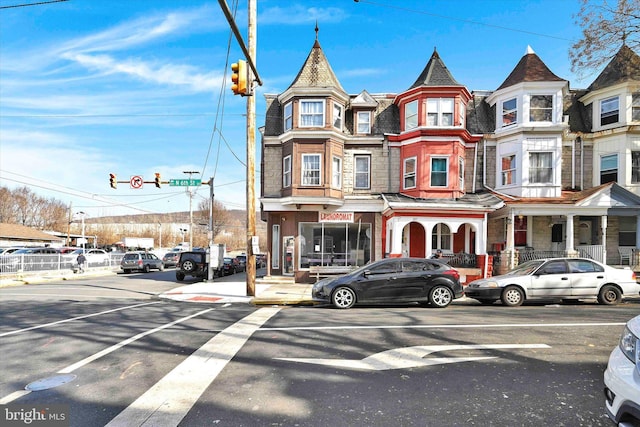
[175,251,208,281]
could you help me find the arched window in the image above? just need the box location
[431,223,451,251]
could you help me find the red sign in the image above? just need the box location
[130,175,143,189]
[319,211,354,223]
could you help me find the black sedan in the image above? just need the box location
[312,257,463,309]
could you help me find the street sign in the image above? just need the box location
[169,179,201,186]
[130,175,143,189]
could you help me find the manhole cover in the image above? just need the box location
[26,374,77,391]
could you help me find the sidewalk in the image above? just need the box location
[159,280,315,306]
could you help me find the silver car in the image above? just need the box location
[120,251,164,273]
[465,258,639,306]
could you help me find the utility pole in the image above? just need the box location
[183,170,200,250]
[246,0,257,296]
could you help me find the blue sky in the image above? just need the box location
[0,0,588,219]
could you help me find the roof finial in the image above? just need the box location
[315,20,319,41]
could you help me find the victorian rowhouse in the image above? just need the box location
[383,48,502,275]
[260,36,396,282]
[481,45,640,270]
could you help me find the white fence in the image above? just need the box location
[0,253,124,275]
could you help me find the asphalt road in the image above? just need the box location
[0,272,636,426]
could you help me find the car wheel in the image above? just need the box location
[332,287,356,309]
[144,264,151,273]
[429,285,453,308]
[501,286,524,307]
[182,260,196,273]
[598,285,622,305]
[176,272,185,281]
[477,299,496,305]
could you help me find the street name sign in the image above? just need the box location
[169,179,202,186]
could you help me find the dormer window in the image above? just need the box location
[600,96,619,126]
[530,95,552,122]
[427,98,454,126]
[333,103,343,130]
[356,111,371,134]
[405,100,418,130]
[284,102,293,131]
[502,98,517,127]
[300,100,324,127]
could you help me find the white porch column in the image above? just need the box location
[565,214,575,251]
[601,215,608,263]
[505,212,515,252]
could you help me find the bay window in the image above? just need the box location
[405,100,418,130]
[302,154,321,186]
[530,95,553,122]
[403,157,416,189]
[333,103,343,129]
[529,152,553,184]
[283,155,291,188]
[501,155,516,185]
[632,151,640,183]
[502,98,517,127]
[427,98,454,126]
[284,102,293,131]
[332,156,342,189]
[431,157,448,187]
[600,96,619,126]
[300,100,324,127]
[601,154,618,184]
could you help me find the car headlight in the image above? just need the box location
[619,325,639,364]
[478,281,499,288]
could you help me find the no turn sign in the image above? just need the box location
[130,175,144,189]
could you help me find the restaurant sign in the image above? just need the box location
[319,211,354,223]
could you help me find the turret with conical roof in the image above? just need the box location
[409,47,462,89]
[496,46,565,90]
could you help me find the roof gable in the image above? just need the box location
[587,44,640,92]
[497,46,565,90]
[409,48,461,89]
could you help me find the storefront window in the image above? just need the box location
[299,222,371,268]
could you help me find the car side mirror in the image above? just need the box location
[363,269,371,277]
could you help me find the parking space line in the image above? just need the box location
[0,302,161,337]
[259,321,625,332]
[105,307,281,427]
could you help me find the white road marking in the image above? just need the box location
[105,307,281,427]
[260,322,625,332]
[0,302,161,337]
[0,307,215,404]
[277,343,551,370]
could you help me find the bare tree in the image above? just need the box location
[570,0,640,79]
[196,198,233,241]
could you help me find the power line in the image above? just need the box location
[0,0,68,9]
[354,0,575,42]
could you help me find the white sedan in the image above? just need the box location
[69,249,111,266]
[465,257,639,306]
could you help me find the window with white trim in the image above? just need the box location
[283,155,291,188]
[600,153,618,184]
[431,157,448,187]
[427,98,454,126]
[632,151,640,183]
[332,156,342,189]
[333,103,343,130]
[529,152,553,184]
[530,95,553,122]
[357,111,371,134]
[354,155,370,189]
[284,102,293,131]
[458,157,464,190]
[403,157,416,189]
[300,100,324,127]
[405,100,418,130]
[502,98,517,127]
[632,93,640,122]
[302,154,321,186]
[431,223,451,251]
[501,155,516,185]
[600,96,619,126]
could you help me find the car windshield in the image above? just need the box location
[124,253,139,260]
[504,260,545,276]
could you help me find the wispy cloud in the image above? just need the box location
[259,5,348,25]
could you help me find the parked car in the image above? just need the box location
[162,252,180,268]
[8,247,61,271]
[222,257,239,276]
[465,258,639,307]
[312,257,463,309]
[234,255,246,272]
[120,251,164,273]
[175,251,208,281]
[604,314,640,425]
[68,248,110,266]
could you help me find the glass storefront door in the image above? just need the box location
[283,236,295,275]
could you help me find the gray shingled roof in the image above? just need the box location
[409,48,461,89]
[496,47,565,91]
[382,192,503,209]
[587,44,640,92]
[287,39,346,92]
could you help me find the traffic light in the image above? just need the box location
[154,173,161,188]
[231,59,248,96]
[109,173,117,189]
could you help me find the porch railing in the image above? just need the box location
[442,252,477,268]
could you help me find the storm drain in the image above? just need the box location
[26,374,77,391]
